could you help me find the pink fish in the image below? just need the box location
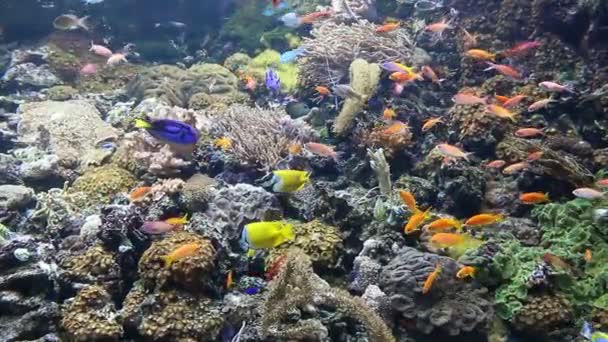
[528,98,555,112]
[141,221,177,234]
[107,53,128,66]
[80,63,98,76]
[485,160,506,169]
[392,82,405,95]
[436,143,471,161]
[452,93,487,105]
[89,41,113,58]
[514,127,544,138]
[572,188,604,200]
[539,81,574,93]
[304,142,339,160]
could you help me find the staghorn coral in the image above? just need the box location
[298,20,414,89]
[262,249,395,342]
[67,164,137,207]
[379,246,493,336]
[267,220,343,269]
[61,285,123,341]
[333,59,381,135]
[197,104,316,169]
[138,232,216,293]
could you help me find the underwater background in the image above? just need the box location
[1,0,608,341]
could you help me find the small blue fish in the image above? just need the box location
[262,1,289,16]
[265,68,281,93]
[280,47,305,64]
[134,118,198,145]
[245,287,260,295]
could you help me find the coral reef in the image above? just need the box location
[247,49,299,93]
[67,164,137,207]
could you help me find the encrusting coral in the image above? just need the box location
[67,164,137,207]
[261,249,395,342]
[59,244,120,285]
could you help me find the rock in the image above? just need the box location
[0,185,34,210]
[19,154,59,180]
[2,63,61,88]
[17,100,119,169]
[46,85,77,101]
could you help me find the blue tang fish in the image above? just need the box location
[134,118,198,145]
[280,47,306,64]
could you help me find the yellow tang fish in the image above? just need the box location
[269,170,311,193]
[241,221,295,251]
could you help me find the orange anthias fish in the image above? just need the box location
[383,121,410,135]
[389,71,422,83]
[425,18,452,36]
[400,191,420,213]
[383,108,397,120]
[514,127,544,138]
[421,66,443,84]
[527,151,544,161]
[422,263,441,294]
[484,62,522,79]
[465,49,496,61]
[503,161,528,174]
[584,249,592,262]
[485,160,506,169]
[226,270,234,289]
[422,118,443,132]
[465,213,504,226]
[129,186,152,201]
[519,192,550,204]
[299,10,332,24]
[494,95,510,104]
[404,207,431,234]
[427,217,462,232]
[456,266,476,279]
[452,93,487,105]
[315,86,331,96]
[376,22,400,33]
[304,142,339,160]
[430,233,483,257]
[436,143,471,161]
[486,105,517,122]
[160,242,200,268]
[503,41,542,57]
[528,98,555,112]
[503,95,527,108]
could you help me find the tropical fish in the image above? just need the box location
[494,95,510,104]
[572,187,604,200]
[427,217,462,232]
[332,84,364,100]
[304,142,338,160]
[543,253,581,276]
[486,105,517,122]
[421,66,444,84]
[584,249,592,262]
[383,108,397,120]
[141,221,178,235]
[280,47,305,64]
[503,161,528,174]
[380,62,416,74]
[213,137,233,151]
[226,270,234,289]
[129,186,152,201]
[107,53,127,66]
[165,214,188,226]
[266,170,311,193]
[461,28,478,48]
[242,75,257,91]
[399,191,420,213]
[53,14,90,31]
[539,81,574,93]
[452,93,486,105]
[160,243,200,268]
[90,41,112,57]
[527,151,544,161]
[422,263,441,294]
[134,118,199,145]
[315,86,330,96]
[485,160,506,169]
[425,18,452,37]
[519,192,549,204]
[503,41,542,57]
[464,213,504,226]
[245,287,261,295]
[503,95,527,108]
[422,118,442,132]
[376,22,400,33]
[465,49,496,61]
[484,62,522,79]
[383,121,409,135]
[265,68,281,93]
[514,127,544,138]
[240,221,295,250]
[596,179,608,187]
[80,63,98,76]
[456,266,476,279]
[404,207,431,234]
[299,10,332,24]
[429,233,484,256]
[389,71,422,83]
[436,143,471,161]
[528,98,555,112]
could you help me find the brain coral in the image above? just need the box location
[379,246,493,335]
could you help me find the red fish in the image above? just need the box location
[300,10,332,24]
[514,127,544,138]
[376,22,400,33]
[484,62,522,79]
[485,160,506,169]
[504,41,542,57]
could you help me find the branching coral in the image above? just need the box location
[379,246,493,335]
[298,20,414,89]
[261,249,395,342]
[367,148,392,197]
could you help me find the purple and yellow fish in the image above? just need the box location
[135,118,198,145]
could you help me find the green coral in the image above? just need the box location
[492,199,608,321]
[67,164,137,207]
[333,59,381,136]
[247,49,299,93]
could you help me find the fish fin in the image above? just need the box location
[160,255,173,269]
[78,16,91,31]
[483,62,496,71]
[247,249,255,258]
[181,213,189,223]
[134,118,152,129]
[281,223,295,241]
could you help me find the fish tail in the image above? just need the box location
[78,16,91,31]
[281,223,295,241]
[160,255,173,269]
[134,118,152,129]
[483,62,496,71]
